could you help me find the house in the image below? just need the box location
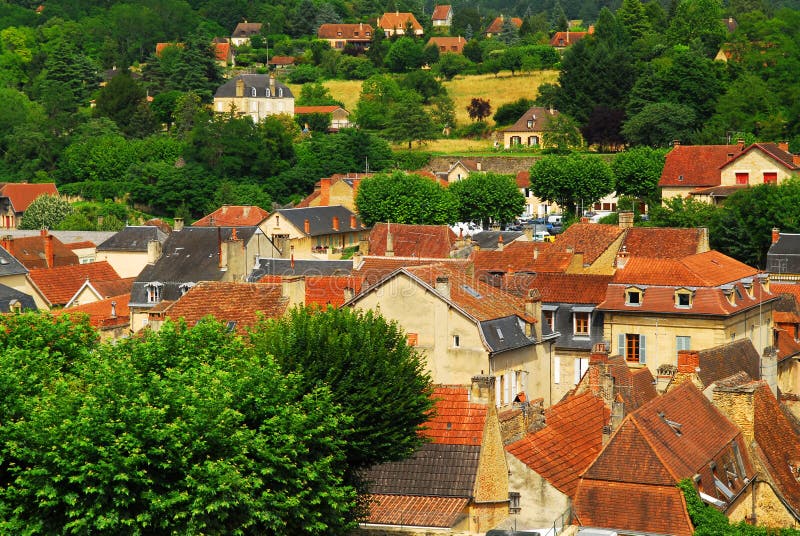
[230,21,262,46]
[58,294,130,340]
[248,257,358,308]
[361,383,510,533]
[65,240,97,264]
[444,158,482,183]
[296,174,370,211]
[484,16,522,38]
[28,261,122,308]
[472,241,573,284]
[192,206,269,227]
[293,105,352,131]
[0,230,79,269]
[128,226,280,332]
[366,223,458,258]
[213,74,294,122]
[0,285,37,313]
[574,381,756,535]
[427,36,466,54]
[502,106,560,149]
[259,206,367,259]
[267,55,295,69]
[96,225,169,278]
[317,23,373,50]
[376,11,424,37]
[0,245,48,310]
[659,339,763,395]
[770,286,800,393]
[549,27,593,50]
[598,250,778,374]
[346,262,558,405]
[148,281,289,333]
[0,183,58,229]
[213,39,233,66]
[65,276,134,308]
[431,5,453,27]
[352,254,472,289]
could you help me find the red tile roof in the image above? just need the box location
[549,31,589,47]
[3,233,79,269]
[506,391,609,496]
[366,494,468,527]
[659,144,743,187]
[29,261,121,306]
[424,386,487,445]
[0,183,58,213]
[304,275,363,307]
[613,250,758,286]
[426,36,466,53]
[64,241,96,250]
[515,170,530,188]
[214,42,231,62]
[472,241,556,276]
[377,12,423,31]
[355,255,470,288]
[724,142,799,170]
[192,205,269,227]
[163,282,288,333]
[431,4,452,20]
[507,272,612,304]
[155,42,184,56]
[581,354,658,411]
[621,227,706,258]
[59,293,130,329]
[485,16,522,34]
[294,105,344,114]
[317,23,374,40]
[774,283,800,303]
[548,223,624,265]
[368,223,457,258]
[91,277,135,298]
[268,55,295,66]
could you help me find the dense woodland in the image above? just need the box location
[2,0,800,221]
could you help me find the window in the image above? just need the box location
[676,335,691,354]
[764,172,778,184]
[527,119,533,128]
[278,87,283,97]
[544,310,554,330]
[366,31,371,36]
[145,282,163,303]
[453,334,460,348]
[626,288,642,306]
[735,172,749,185]
[510,135,521,145]
[509,492,521,514]
[528,135,539,146]
[574,312,590,336]
[574,357,589,384]
[407,333,418,346]
[179,282,195,296]
[265,88,271,97]
[250,87,256,97]
[337,31,342,36]
[620,333,646,363]
[675,289,693,308]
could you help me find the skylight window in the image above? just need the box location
[461,284,482,299]
[659,411,682,435]
[496,327,504,340]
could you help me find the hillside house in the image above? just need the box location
[549,27,593,50]
[192,206,269,227]
[293,105,351,131]
[0,183,59,229]
[431,5,453,27]
[296,174,369,211]
[376,11,424,36]
[1,230,79,269]
[502,107,561,149]
[317,23,373,50]
[427,36,466,54]
[230,21,262,46]
[260,206,367,259]
[96,225,169,278]
[484,16,522,38]
[213,74,294,122]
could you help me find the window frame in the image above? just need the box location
[626,287,643,306]
[573,311,590,336]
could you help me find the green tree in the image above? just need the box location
[462,38,483,62]
[250,306,433,475]
[297,82,343,106]
[666,0,726,57]
[430,94,457,130]
[542,114,584,152]
[94,70,155,138]
[529,154,615,215]
[384,91,437,148]
[467,97,492,122]
[500,47,524,75]
[646,195,720,228]
[0,317,359,534]
[399,69,444,104]
[612,146,667,204]
[18,195,74,230]
[354,74,402,130]
[385,36,425,72]
[493,98,535,127]
[622,102,697,147]
[449,172,526,229]
[432,53,472,80]
[355,171,459,225]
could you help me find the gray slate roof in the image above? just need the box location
[768,233,800,275]
[480,315,537,354]
[130,226,257,305]
[0,284,36,312]
[0,230,116,245]
[248,258,353,281]
[97,226,168,252]
[275,206,364,237]
[472,231,523,251]
[0,246,28,276]
[364,443,480,498]
[214,74,294,99]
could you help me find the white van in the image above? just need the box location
[547,214,562,225]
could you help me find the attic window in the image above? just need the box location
[678,175,684,181]
[179,282,195,296]
[366,31,371,36]
[675,288,694,308]
[461,284,482,299]
[722,284,736,305]
[266,88,271,97]
[496,327,504,340]
[278,87,283,97]
[250,87,256,97]
[626,287,643,306]
[145,282,163,303]
[527,119,533,128]
[742,279,754,298]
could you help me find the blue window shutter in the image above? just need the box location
[618,334,625,358]
[639,335,647,364]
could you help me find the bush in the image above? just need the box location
[19,195,73,230]
[393,151,432,170]
[288,64,324,84]
[58,181,129,202]
[454,121,491,139]
[337,55,376,80]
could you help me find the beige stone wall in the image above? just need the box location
[661,186,696,201]
[95,251,148,279]
[428,156,541,176]
[552,348,591,402]
[258,214,358,259]
[4,273,50,310]
[505,453,570,529]
[469,502,509,533]
[720,151,796,186]
[712,388,755,444]
[582,231,626,275]
[213,96,294,121]
[779,358,800,395]
[474,405,509,504]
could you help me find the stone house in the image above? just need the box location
[58,294,130,341]
[317,23,373,50]
[230,21,262,46]
[293,105,352,131]
[431,5,453,27]
[259,206,368,259]
[0,245,49,310]
[96,225,169,278]
[296,174,370,211]
[0,183,59,230]
[213,74,294,122]
[192,205,269,228]
[427,36,466,54]
[1,230,79,269]
[484,16,522,38]
[502,107,560,149]
[376,11,424,36]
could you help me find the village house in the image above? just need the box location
[293,105,352,131]
[431,4,453,27]
[366,222,459,258]
[0,183,58,229]
[58,294,130,340]
[296,174,370,211]
[259,206,367,260]
[549,27,593,50]
[376,11,424,36]
[427,36,466,54]
[230,21,262,46]
[192,206,269,227]
[95,225,169,278]
[360,382,510,534]
[502,106,560,149]
[28,260,123,309]
[0,230,79,269]
[317,23,373,50]
[484,15,522,38]
[0,245,48,310]
[213,74,294,122]
[767,228,800,281]
[659,339,764,395]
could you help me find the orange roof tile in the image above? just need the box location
[355,255,470,288]
[776,329,800,362]
[268,55,295,65]
[92,277,135,298]
[305,275,363,307]
[426,36,466,53]
[613,250,758,286]
[0,183,58,213]
[29,261,121,306]
[155,42,184,57]
[622,227,706,258]
[4,233,79,269]
[507,272,612,304]
[377,12,423,31]
[548,223,624,265]
[485,16,522,34]
[431,5,452,20]
[317,23,374,40]
[659,144,742,187]
[64,241,96,250]
[366,494,468,527]
[214,42,230,62]
[192,205,269,227]
[774,283,800,303]
[368,223,457,258]
[515,170,530,188]
[163,282,288,333]
[294,105,343,114]
[506,391,610,496]
[59,293,130,328]
[549,30,589,46]
[472,241,549,275]
[423,386,487,445]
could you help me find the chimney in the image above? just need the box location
[269,73,276,94]
[236,77,244,97]
[350,214,357,229]
[533,246,539,260]
[304,219,310,234]
[615,245,629,269]
[280,275,305,306]
[677,350,700,373]
[590,342,609,365]
[698,227,710,253]
[111,301,117,318]
[385,224,394,257]
[712,382,757,445]
[343,286,355,302]
[497,233,504,252]
[618,211,634,229]
[320,178,331,205]
[581,216,589,223]
[332,216,339,231]
[673,139,680,147]
[243,206,250,218]
[435,275,450,299]
[352,178,361,200]
[43,231,53,268]
[174,217,184,231]
[1,235,11,251]
[779,141,789,153]
[772,227,781,244]
[224,231,246,280]
[762,346,778,398]
[737,138,745,151]
[476,161,482,171]
[525,288,542,341]
[352,251,363,269]
[147,239,162,264]
[470,374,495,405]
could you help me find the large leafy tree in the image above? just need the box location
[355,171,459,226]
[0,316,359,534]
[384,91,437,149]
[94,70,157,138]
[529,154,615,216]
[646,195,720,228]
[449,172,526,229]
[18,195,74,230]
[612,146,667,204]
[622,102,697,147]
[249,306,433,478]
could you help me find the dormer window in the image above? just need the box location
[742,278,754,298]
[675,288,694,308]
[146,282,163,303]
[179,282,195,296]
[250,87,256,97]
[366,31,371,36]
[722,284,736,306]
[626,287,643,306]
[527,119,533,128]
[278,87,283,97]
[266,88,271,97]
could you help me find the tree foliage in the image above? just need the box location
[611,146,667,203]
[19,194,74,230]
[529,154,615,215]
[355,171,459,226]
[466,97,492,122]
[449,172,526,228]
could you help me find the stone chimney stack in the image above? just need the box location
[235,77,244,97]
[698,227,710,253]
[1,235,11,252]
[174,217,184,231]
[497,233,504,252]
[618,211,634,229]
[352,178,361,200]
[779,141,790,152]
[343,286,355,303]
[304,219,310,234]
[677,350,700,373]
[615,245,630,269]
[772,227,781,244]
[352,251,363,270]
[762,346,778,398]
[385,224,394,257]
[590,342,609,365]
[111,301,117,318]
[525,288,542,340]
[332,216,339,232]
[470,374,495,405]
[712,382,757,445]
[534,246,539,261]
[320,178,331,206]
[223,229,246,280]
[435,275,450,299]
[738,138,745,151]
[147,239,162,264]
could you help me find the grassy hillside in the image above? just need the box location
[288,70,559,128]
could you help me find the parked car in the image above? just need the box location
[533,230,551,242]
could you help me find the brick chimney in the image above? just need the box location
[1,235,11,252]
[41,229,54,268]
[589,342,609,365]
[673,139,680,147]
[677,350,700,373]
[737,138,745,151]
[698,227,710,253]
[350,214,357,229]
[772,227,781,244]
[352,251,363,269]
[779,141,790,153]
[497,233,504,252]
[332,216,339,231]
[304,218,310,234]
[435,275,450,299]
[352,178,361,200]
[525,288,542,340]
[618,211,634,229]
[712,382,758,445]
[320,178,331,206]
